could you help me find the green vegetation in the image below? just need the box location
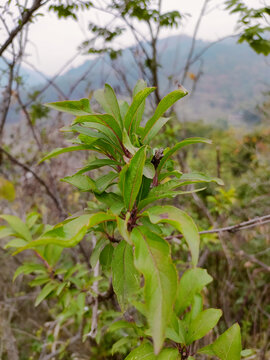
[0,1,269,359]
[1,82,269,359]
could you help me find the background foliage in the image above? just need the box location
[0,1,269,359]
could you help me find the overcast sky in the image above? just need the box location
[23,0,261,76]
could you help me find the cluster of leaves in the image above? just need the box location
[80,23,124,59]
[225,0,270,55]
[111,0,182,27]
[48,0,93,20]
[83,0,182,64]
[1,81,244,359]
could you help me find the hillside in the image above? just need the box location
[4,35,270,126]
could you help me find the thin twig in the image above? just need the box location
[0,61,15,139]
[166,214,270,240]
[0,146,65,216]
[0,0,49,57]
[181,0,210,84]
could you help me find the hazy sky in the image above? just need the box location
[23,0,261,76]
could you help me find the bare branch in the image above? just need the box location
[181,0,210,85]
[0,62,15,139]
[0,0,49,57]
[166,214,270,240]
[0,146,66,217]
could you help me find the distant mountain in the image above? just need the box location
[0,58,45,87]
[4,35,270,126]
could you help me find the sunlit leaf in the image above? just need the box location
[199,323,242,360]
[0,215,32,242]
[186,308,222,344]
[132,226,177,354]
[175,268,213,315]
[61,174,96,192]
[39,145,93,163]
[35,282,58,306]
[124,86,155,134]
[119,146,147,211]
[125,342,179,359]
[45,98,92,116]
[142,88,188,143]
[112,241,140,310]
[144,205,200,266]
[13,213,116,253]
[95,84,122,127]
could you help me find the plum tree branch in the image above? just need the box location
[166,214,270,240]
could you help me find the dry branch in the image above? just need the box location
[0,0,48,57]
[0,146,65,217]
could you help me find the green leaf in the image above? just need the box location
[39,145,93,163]
[94,84,122,127]
[112,241,140,310]
[61,174,96,192]
[44,244,63,266]
[186,308,222,345]
[95,172,118,193]
[74,114,123,146]
[142,88,188,143]
[75,158,121,175]
[13,263,46,281]
[157,348,180,359]
[0,215,31,242]
[26,212,40,229]
[45,98,92,116]
[143,162,155,179]
[157,138,212,174]
[175,268,213,315]
[35,282,58,306]
[95,192,124,215]
[166,312,187,344]
[55,282,67,296]
[13,213,116,253]
[116,215,132,245]
[143,117,171,144]
[132,80,149,132]
[108,320,136,333]
[144,205,200,266]
[124,87,155,134]
[90,238,108,268]
[29,276,50,287]
[72,123,113,144]
[180,172,224,186]
[138,187,205,211]
[125,343,180,359]
[131,227,177,354]
[112,337,134,355]
[100,243,114,270]
[0,177,16,201]
[199,323,242,360]
[122,128,138,155]
[119,146,147,211]
[119,100,129,119]
[4,238,27,249]
[188,294,203,321]
[241,349,253,357]
[0,226,15,239]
